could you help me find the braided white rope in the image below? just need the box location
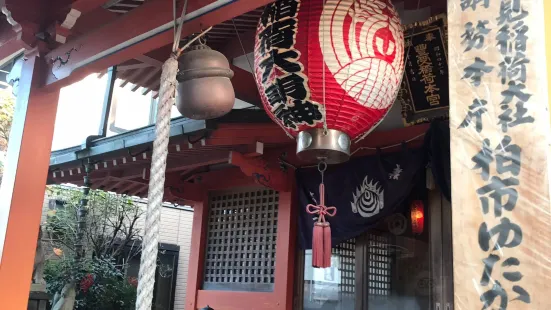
[135,54,178,310]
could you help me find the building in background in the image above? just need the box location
[38,187,194,309]
[0,1,550,310]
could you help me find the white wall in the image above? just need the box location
[134,202,194,309]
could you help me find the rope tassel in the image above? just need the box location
[136,0,217,308]
[307,183,336,268]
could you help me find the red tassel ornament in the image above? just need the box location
[307,183,336,268]
[312,222,325,267]
[323,222,332,267]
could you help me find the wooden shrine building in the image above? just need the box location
[0,0,551,309]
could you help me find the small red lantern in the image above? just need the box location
[410,200,425,235]
[255,0,404,163]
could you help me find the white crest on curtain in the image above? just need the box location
[388,164,403,180]
[351,175,384,217]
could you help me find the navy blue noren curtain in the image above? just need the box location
[296,147,425,249]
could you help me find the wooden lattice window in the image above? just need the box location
[367,233,392,301]
[203,188,279,292]
[334,239,356,297]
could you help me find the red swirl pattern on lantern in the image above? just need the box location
[254,0,404,140]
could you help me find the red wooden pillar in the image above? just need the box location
[274,188,297,310]
[0,52,60,309]
[185,193,209,310]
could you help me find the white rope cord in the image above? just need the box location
[135,55,178,310]
[135,0,188,306]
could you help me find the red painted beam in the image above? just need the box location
[165,182,205,203]
[47,123,427,187]
[48,152,231,185]
[220,28,256,59]
[0,18,39,62]
[229,151,290,192]
[0,36,25,65]
[4,0,54,28]
[53,0,113,43]
[207,123,292,145]
[196,291,275,310]
[70,7,120,37]
[45,0,275,89]
[165,155,229,174]
[190,167,257,190]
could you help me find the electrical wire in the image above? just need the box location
[231,17,294,139]
[351,132,426,155]
[173,0,189,52]
[231,19,254,74]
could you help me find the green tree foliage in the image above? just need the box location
[0,89,14,151]
[45,258,138,310]
[0,89,14,185]
[43,186,144,310]
[44,186,143,259]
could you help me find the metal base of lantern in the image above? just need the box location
[296,128,351,164]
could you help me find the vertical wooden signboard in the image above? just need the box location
[449,0,551,309]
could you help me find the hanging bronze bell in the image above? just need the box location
[176,45,235,120]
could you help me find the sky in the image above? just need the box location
[52,73,158,150]
[0,69,253,154]
[0,69,255,179]
[0,73,171,171]
[51,72,253,151]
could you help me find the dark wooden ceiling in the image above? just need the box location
[98,0,446,103]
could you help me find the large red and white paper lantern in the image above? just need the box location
[255,0,404,163]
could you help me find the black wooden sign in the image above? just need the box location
[399,14,449,126]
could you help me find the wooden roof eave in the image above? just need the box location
[46,108,431,203]
[49,116,210,169]
[48,109,277,175]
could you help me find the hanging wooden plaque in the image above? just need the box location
[448,0,551,309]
[399,14,449,127]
